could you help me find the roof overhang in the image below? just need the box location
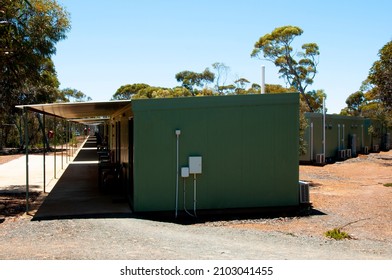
[16,100,132,121]
[68,117,110,125]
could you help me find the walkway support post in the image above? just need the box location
[71,122,74,157]
[54,116,57,179]
[43,114,46,193]
[66,121,69,163]
[61,119,64,170]
[24,108,29,213]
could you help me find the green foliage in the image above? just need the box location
[341,77,392,132]
[368,40,392,111]
[342,91,365,116]
[175,68,215,94]
[212,62,230,94]
[112,84,193,100]
[302,89,326,113]
[367,125,380,138]
[0,0,70,93]
[59,88,92,102]
[112,83,150,100]
[234,78,250,90]
[217,84,236,95]
[251,25,320,111]
[342,40,392,132]
[384,183,392,187]
[0,0,70,101]
[298,99,309,156]
[265,84,295,94]
[0,0,70,148]
[324,228,351,240]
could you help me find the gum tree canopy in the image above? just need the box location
[0,0,70,148]
[369,40,392,111]
[175,68,215,95]
[0,0,70,110]
[251,25,320,111]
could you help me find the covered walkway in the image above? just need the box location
[33,136,132,220]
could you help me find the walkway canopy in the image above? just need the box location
[16,100,132,123]
[15,100,132,213]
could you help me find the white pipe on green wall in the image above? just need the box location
[193,173,197,217]
[183,177,196,218]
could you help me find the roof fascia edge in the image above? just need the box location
[15,105,66,119]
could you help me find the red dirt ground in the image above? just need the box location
[231,151,392,241]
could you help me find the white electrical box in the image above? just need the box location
[189,156,202,174]
[181,167,189,178]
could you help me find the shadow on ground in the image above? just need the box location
[132,206,326,225]
[0,191,41,223]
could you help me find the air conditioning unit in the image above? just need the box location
[316,153,325,164]
[299,181,310,204]
[373,145,379,152]
[338,149,346,160]
[363,146,369,154]
[346,149,352,158]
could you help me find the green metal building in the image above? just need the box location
[110,93,300,213]
[17,94,303,215]
[300,112,390,163]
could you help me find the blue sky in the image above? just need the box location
[53,0,392,113]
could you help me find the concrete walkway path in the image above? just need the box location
[1,136,132,220]
[33,136,132,220]
[0,153,66,194]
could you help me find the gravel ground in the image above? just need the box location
[0,150,391,260]
[0,213,391,260]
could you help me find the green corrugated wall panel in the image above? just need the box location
[132,94,299,212]
[301,113,380,162]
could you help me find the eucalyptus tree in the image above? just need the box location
[0,0,70,101]
[112,84,193,100]
[0,0,70,147]
[251,26,320,111]
[234,78,250,94]
[0,0,70,109]
[341,79,391,129]
[368,40,392,111]
[59,88,92,103]
[212,62,230,94]
[112,83,150,100]
[175,68,215,95]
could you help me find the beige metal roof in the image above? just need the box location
[68,117,110,125]
[16,100,131,120]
